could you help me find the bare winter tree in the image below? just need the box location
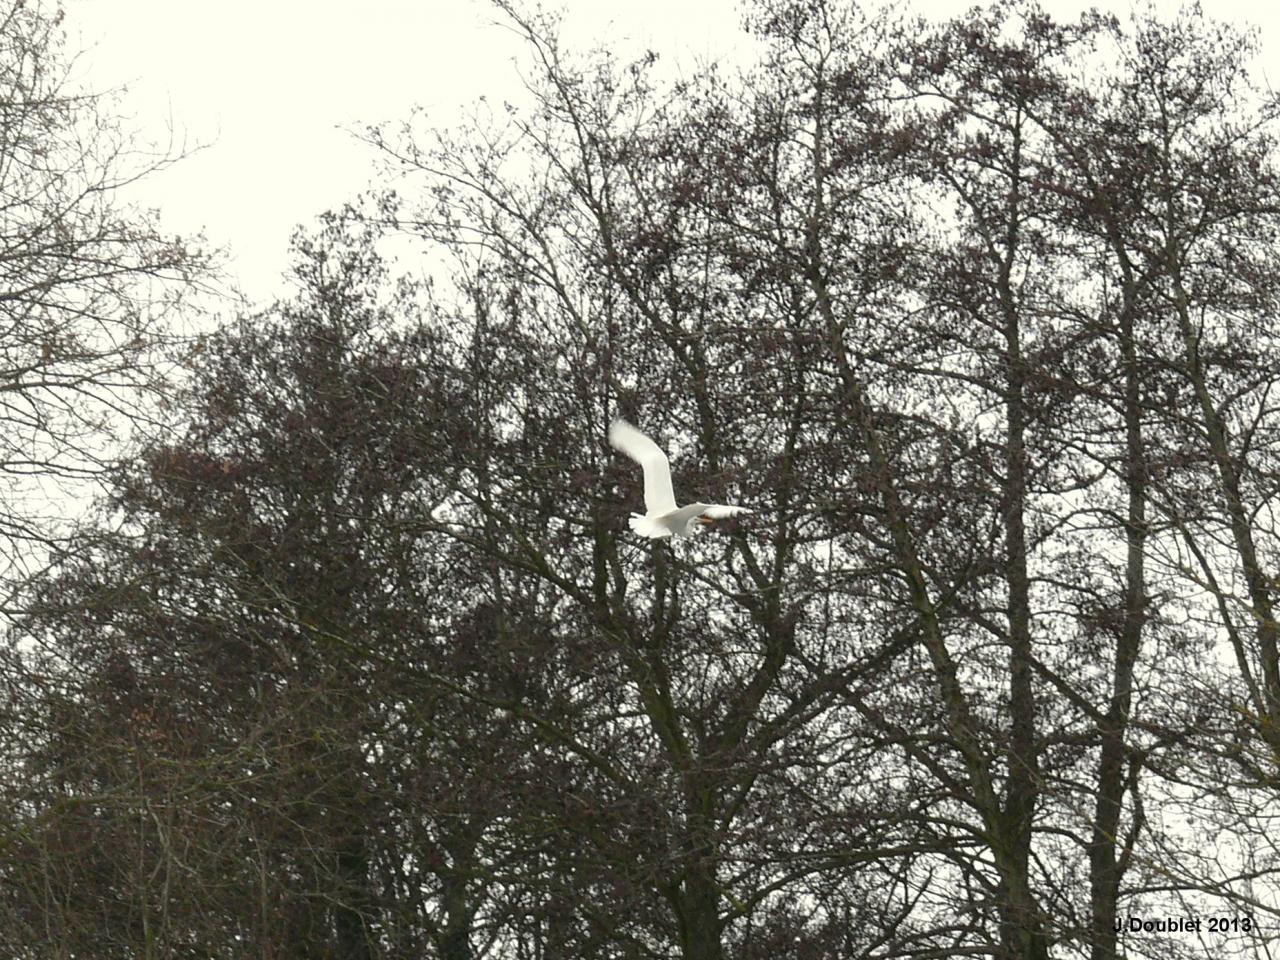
[0,0,204,584]
[1,221,528,957]
[6,1,1280,959]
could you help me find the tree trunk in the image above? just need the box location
[996,112,1045,960]
[334,827,374,960]
[1089,298,1146,960]
[678,862,725,960]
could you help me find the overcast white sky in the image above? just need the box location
[68,0,1279,305]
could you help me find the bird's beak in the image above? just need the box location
[697,517,714,525]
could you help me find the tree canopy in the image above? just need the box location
[3,1,1280,959]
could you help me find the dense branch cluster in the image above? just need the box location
[2,1,1280,958]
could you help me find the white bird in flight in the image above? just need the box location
[609,418,752,538]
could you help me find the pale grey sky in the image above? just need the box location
[69,0,1279,304]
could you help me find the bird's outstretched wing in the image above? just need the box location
[701,504,752,519]
[609,418,678,515]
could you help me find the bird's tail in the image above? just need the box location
[628,514,672,539]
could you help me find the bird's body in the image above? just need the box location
[608,418,751,538]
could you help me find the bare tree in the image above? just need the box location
[7,2,1280,959]
[0,0,205,583]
